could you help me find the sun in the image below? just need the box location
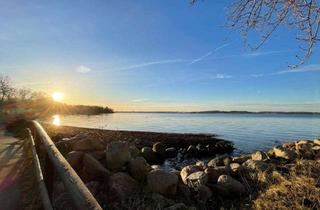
[52,91,64,102]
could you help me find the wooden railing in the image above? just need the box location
[27,120,102,210]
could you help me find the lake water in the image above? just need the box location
[49,113,320,153]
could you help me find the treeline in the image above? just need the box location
[0,75,113,117]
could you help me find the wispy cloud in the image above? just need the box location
[0,65,23,69]
[121,59,186,70]
[76,65,92,73]
[276,64,320,75]
[243,50,295,58]
[188,43,231,65]
[250,74,265,78]
[209,74,233,79]
[132,98,148,103]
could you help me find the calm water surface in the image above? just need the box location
[49,113,320,153]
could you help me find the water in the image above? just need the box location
[49,113,320,153]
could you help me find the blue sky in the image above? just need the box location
[1,0,319,111]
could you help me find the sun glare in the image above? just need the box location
[52,92,64,102]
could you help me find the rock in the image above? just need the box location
[166,147,177,158]
[197,185,212,203]
[207,156,228,168]
[129,145,141,158]
[195,161,206,169]
[230,163,242,173]
[312,146,320,151]
[273,146,296,160]
[267,148,275,158]
[314,139,320,146]
[217,175,246,196]
[164,203,188,210]
[153,142,166,157]
[128,157,149,181]
[147,169,179,195]
[82,154,110,181]
[65,151,84,172]
[85,181,100,196]
[72,138,105,151]
[205,166,231,183]
[186,145,197,155]
[242,159,269,171]
[232,155,251,164]
[186,171,208,188]
[295,140,313,154]
[109,172,140,200]
[106,141,131,170]
[151,165,162,170]
[251,151,269,161]
[177,182,191,198]
[209,184,230,197]
[88,150,105,161]
[151,193,175,209]
[282,142,296,149]
[142,146,162,164]
[180,165,202,184]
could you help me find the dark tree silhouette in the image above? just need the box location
[191,0,320,67]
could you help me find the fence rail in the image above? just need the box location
[29,120,102,210]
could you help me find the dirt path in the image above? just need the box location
[0,131,25,210]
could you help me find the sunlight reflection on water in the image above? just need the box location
[52,114,60,126]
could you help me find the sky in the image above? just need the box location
[0,0,319,112]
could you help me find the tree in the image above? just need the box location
[191,0,320,67]
[0,75,15,102]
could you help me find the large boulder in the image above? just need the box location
[128,157,149,182]
[314,139,320,146]
[147,169,179,195]
[106,141,131,170]
[186,171,208,188]
[72,138,105,151]
[165,147,177,158]
[229,163,242,173]
[207,156,230,167]
[66,151,84,172]
[251,151,269,161]
[217,175,246,196]
[129,145,141,158]
[242,159,269,171]
[232,154,251,164]
[82,154,110,181]
[141,146,162,164]
[108,172,140,200]
[180,165,203,185]
[273,146,296,160]
[197,185,212,203]
[205,166,231,183]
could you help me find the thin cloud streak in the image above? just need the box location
[209,74,233,79]
[76,65,92,73]
[243,50,295,58]
[121,59,186,70]
[276,64,320,74]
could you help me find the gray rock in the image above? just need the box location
[129,145,141,158]
[314,139,320,146]
[106,141,131,170]
[142,146,162,164]
[197,185,212,203]
[164,203,188,210]
[232,155,251,164]
[153,142,166,157]
[72,138,105,151]
[165,147,177,158]
[205,166,230,183]
[180,165,203,185]
[186,171,208,188]
[217,175,246,196]
[207,156,229,167]
[147,169,179,195]
[242,159,269,171]
[273,146,297,160]
[109,172,140,200]
[251,151,269,161]
[128,157,149,181]
[66,151,84,172]
[82,154,110,181]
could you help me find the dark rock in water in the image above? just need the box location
[180,165,203,185]
[142,146,163,164]
[217,175,246,196]
[166,147,177,158]
[153,142,166,157]
[128,157,149,182]
[66,151,84,172]
[147,169,179,195]
[187,145,197,156]
[205,166,231,184]
[82,154,110,182]
[106,141,131,171]
[108,172,140,200]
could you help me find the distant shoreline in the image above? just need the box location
[115,110,320,115]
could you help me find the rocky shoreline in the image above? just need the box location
[43,125,320,210]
